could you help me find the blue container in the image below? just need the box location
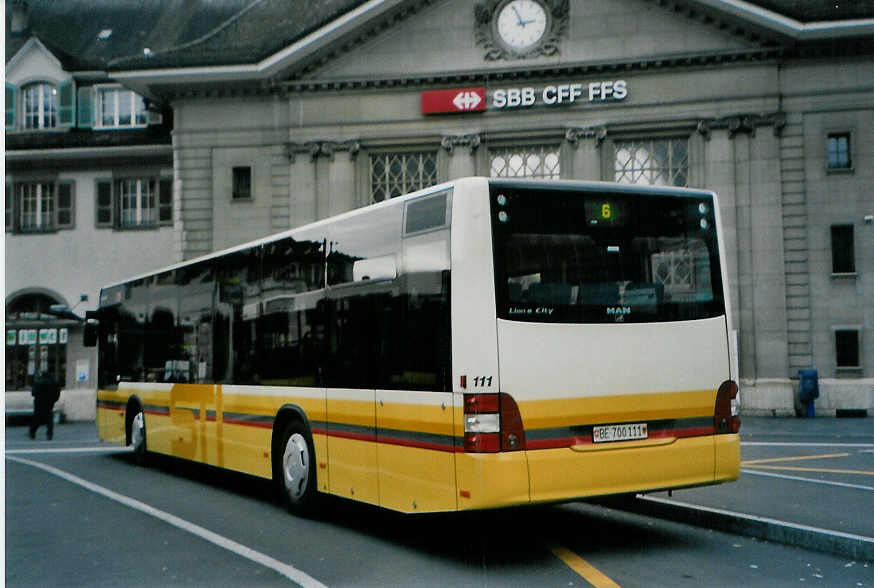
[798,369,819,418]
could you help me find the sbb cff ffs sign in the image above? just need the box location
[421,88,486,114]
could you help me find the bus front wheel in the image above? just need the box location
[278,421,318,516]
[128,407,148,465]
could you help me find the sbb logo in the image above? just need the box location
[452,91,483,111]
[421,88,487,115]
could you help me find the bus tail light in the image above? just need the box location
[714,380,740,434]
[463,393,526,453]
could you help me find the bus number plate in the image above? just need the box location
[592,423,648,443]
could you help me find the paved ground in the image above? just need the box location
[663,416,874,535]
[6,414,874,559]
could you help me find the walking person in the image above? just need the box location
[30,370,60,440]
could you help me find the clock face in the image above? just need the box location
[495,0,549,51]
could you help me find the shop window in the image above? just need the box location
[370,151,438,202]
[7,181,75,233]
[827,132,852,170]
[835,329,860,368]
[614,138,689,186]
[232,166,252,200]
[95,177,172,229]
[830,224,855,274]
[490,145,561,179]
[5,293,68,390]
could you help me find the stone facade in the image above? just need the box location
[7,0,873,417]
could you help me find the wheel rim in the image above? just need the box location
[131,411,145,451]
[282,433,310,502]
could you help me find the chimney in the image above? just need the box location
[11,1,29,35]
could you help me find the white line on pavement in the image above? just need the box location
[7,455,327,588]
[6,446,134,455]
[740,468,874,492]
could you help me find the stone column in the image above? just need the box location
[701,113,793,414]
[287,142,319,228]
[322,141,360,217]
[442,134,480,179]
[565,126,606,180]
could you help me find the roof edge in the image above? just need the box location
[694,0,874,40]
[109,0,407,93]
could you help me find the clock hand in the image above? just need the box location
[512,5,524,24]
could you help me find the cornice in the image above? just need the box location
[271,47,782,95]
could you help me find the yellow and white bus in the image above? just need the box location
[90,177,739,515]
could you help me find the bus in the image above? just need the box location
[89,177,740,515]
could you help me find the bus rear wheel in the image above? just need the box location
[278,421,318,516]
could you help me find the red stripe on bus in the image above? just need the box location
[524,426,717,450]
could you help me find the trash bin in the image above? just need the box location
[798,369,819,419]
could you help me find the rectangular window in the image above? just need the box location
[232,167,252,200]
[95,177,171,229]
[95,86,148,129]
[491,186,724,324]
[827,133,852,170]
[831,224,855,274]
[370,151,438,202]
[835,329,860,368]
[118,179,156,228]
[490,145,561,179]
[9,181,74,233]
[614,138,689,186]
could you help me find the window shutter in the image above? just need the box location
[6,82,17,130]
[56,181,75,229]
[77,86,93,129]
[5,183,13,232]
[58,79,75,127]
[95,178,113,227]
[159,178,173,224]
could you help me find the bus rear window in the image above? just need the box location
[491,186,725,323]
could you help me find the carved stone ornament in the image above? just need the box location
[287,140,360,162]
[441,133,482,154]
[474,0,569,61]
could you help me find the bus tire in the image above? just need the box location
[277,420,318,516]
[128,405,148,465]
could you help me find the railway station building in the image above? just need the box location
[5,0,874,418]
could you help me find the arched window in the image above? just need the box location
[22,82,57,129]
[5,292,68,390]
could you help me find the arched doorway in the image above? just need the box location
[5,292,70,390]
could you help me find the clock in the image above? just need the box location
[475,0,568,60]
[495,0,549,52]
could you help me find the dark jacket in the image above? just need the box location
[31,374,60,405]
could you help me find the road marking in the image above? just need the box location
[742,452,849,465]
[549,544,622,588]
[7,455,327,588]
[744,464,874,476]
[6,446,134,455]
[741,469,874,492]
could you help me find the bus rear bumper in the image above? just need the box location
[527,435,739,504]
